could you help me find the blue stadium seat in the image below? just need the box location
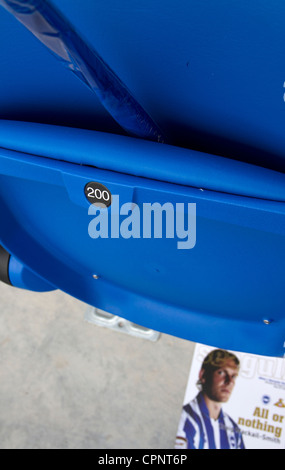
[0,0,284,357]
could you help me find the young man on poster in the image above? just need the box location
[175,349,245,449]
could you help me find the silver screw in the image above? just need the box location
[93,274,99,280]
[263,319,271,325]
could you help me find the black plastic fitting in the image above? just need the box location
[0,245,11,286]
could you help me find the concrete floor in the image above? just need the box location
[0,281,195,449]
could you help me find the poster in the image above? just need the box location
[175,343,285,449]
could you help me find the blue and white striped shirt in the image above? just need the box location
[175,392,245,449]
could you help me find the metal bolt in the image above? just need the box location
[263,319,272,325]
[93,274,99,280]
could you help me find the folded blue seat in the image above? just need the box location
[0,0,284,357]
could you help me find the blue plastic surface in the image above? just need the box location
[1,120,285,203]
[0,1,284,356]
[1,0,285,171]
[9,256,55,292]
[0,131,284,356]
[0,0,164,143]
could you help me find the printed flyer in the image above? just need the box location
[175,343,285,449]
